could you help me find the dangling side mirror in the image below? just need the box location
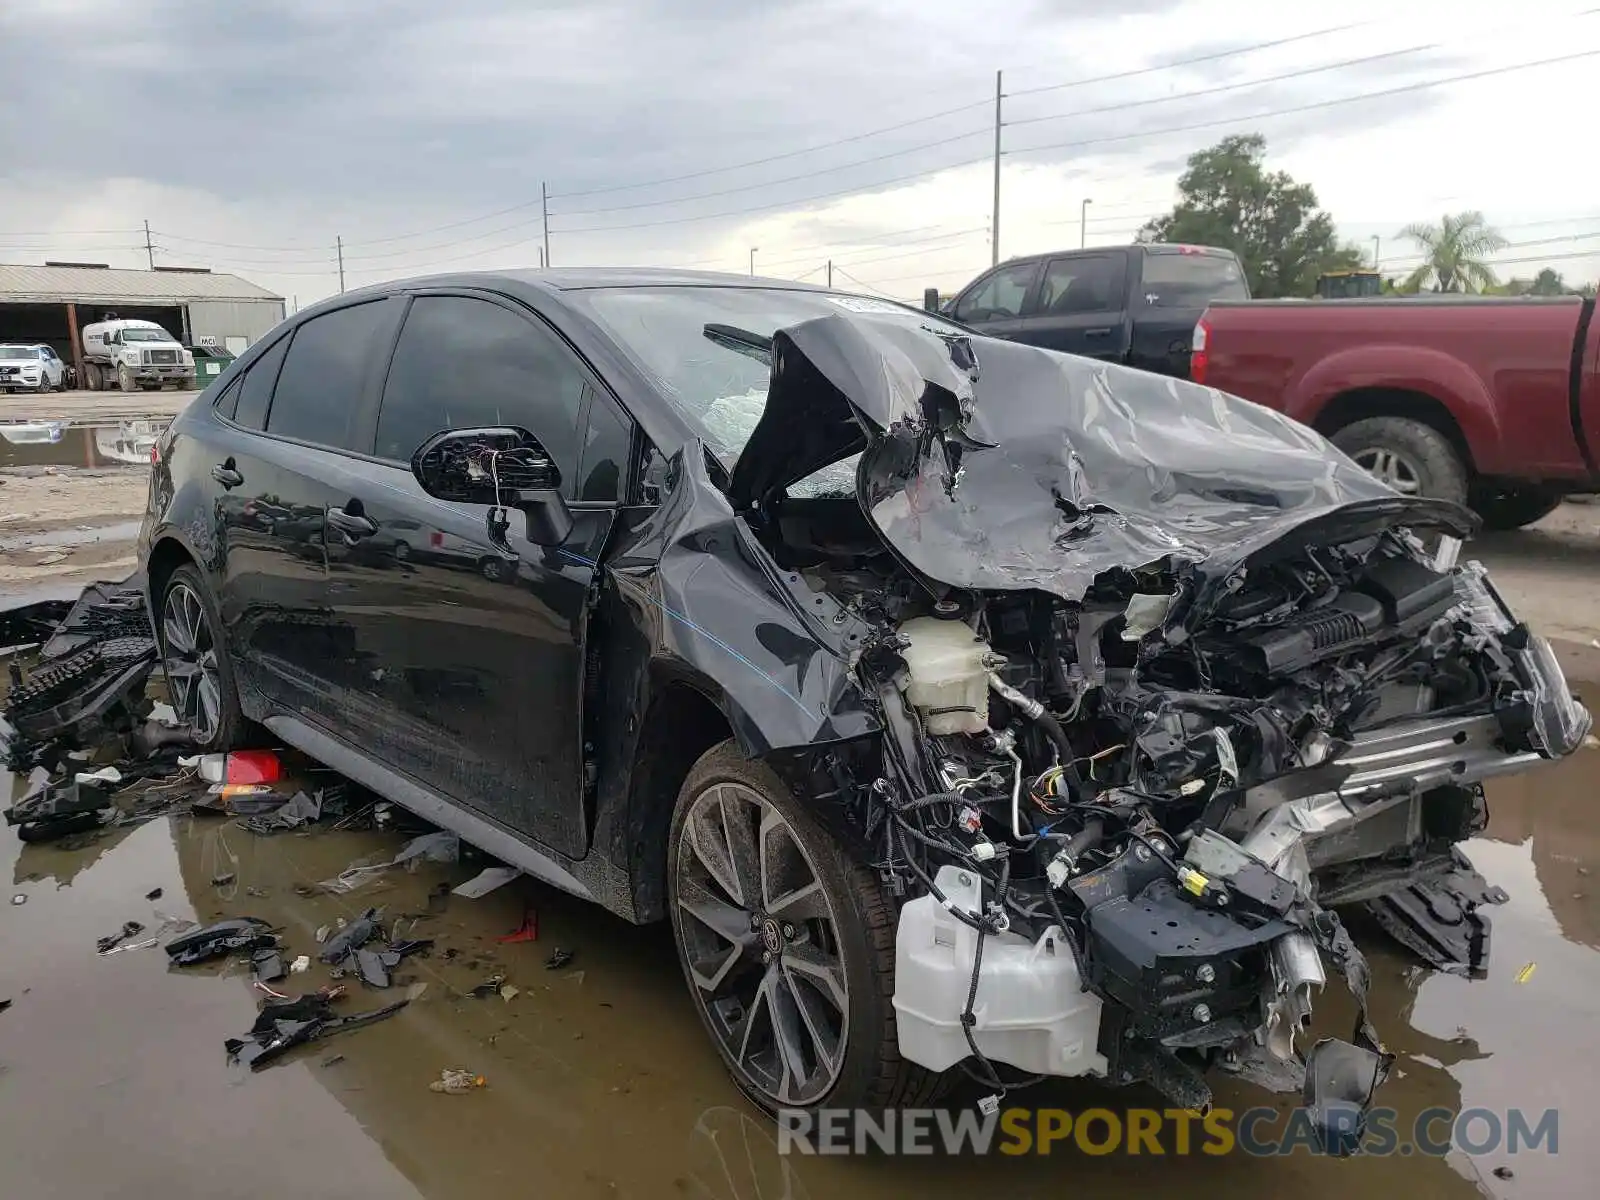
[410,426,573,547]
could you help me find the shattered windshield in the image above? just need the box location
[572,285,965,496]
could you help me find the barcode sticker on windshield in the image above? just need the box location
[828,296,905,315]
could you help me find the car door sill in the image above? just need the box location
[263,713,596,904]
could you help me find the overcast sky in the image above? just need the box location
[2,0,1597,305]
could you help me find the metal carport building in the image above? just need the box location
[0,262,286,384]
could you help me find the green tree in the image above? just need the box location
[1397,211,1507,293]
[1527,267,1568,296]
[1138,134,1363,298]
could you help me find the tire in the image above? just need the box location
[1470,485,1564,531]
[85,364,100,391]
[155,564,248,751]
[393,539,411,563]
[667,740,939,1115]
[1331,417,1469,505]
[479,556,507,582]
[117,364,137,393]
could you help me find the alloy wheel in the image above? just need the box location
[674,782,850,1107]
[161,582,222,742]
[1352,447,1422,495]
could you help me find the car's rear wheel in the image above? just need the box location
[667,740,938,1114]
[1332,417,1469,505]
[157,564,247,750]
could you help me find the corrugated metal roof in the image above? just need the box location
[0,263,283,304]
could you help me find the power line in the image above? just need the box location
[551,35,1457,225]
[1005,21,1373,99]
[1007,48,1600,161]
[1005,43,1444,131]
[139,20,1380,254]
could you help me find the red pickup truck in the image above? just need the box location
[1192,296,1600,528]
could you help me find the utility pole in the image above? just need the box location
[1371,235,1381,268]
[1080,198,1093,249]
[143,220,155,270]
[827,259,833,288]
[991,70,1003,267]
[749,247,758,276]
[336,236,346,294]
[541,183,551,269]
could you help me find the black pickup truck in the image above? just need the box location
[927,243,1249,377]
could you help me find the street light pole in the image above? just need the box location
[1080,198,1093,249]
[750,247,758,276]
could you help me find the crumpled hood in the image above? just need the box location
[728,312,1477,607]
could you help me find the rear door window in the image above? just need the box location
[1035,254,1127,315]
[265,299,395,451]
[231,335,290,430]
[373,295,589,494]
[1139,252,1249,307]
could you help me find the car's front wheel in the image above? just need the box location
[667,740,938,1114]
[157,564,247,750]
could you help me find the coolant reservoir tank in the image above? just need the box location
[898,616,991,735]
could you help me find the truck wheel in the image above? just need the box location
[667,740,941,1115]
[117,364,137,393]
[85,364,100,391]
[1331,417,1469,505]
[1470,485,1564,531]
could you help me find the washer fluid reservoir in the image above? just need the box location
[898,616,991,735]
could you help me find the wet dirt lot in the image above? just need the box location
[2,675,1597,1200]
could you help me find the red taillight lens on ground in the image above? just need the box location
[1190,317,1210,384]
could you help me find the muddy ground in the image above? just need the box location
[3,414,1600,1198]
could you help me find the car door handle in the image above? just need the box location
[327,505,377,537]
[1084,327,1113,337]
[211,460,243,489]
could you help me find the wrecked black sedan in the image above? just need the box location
[136,270,1589,1138]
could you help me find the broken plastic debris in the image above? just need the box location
[197,749,282,787]
[453,866,521,899]
[144,887,162,901]
[290,955,311,974]
[240,789,323,833]
[498,910,539,943]
[318,908,380,963]
[225,989,409,1072]
[1514,961,1537,983]
[315,924,331,944]
[500,984,520,1003]
[73,765,122,785]
[429,1068,486,1094]
[165,917,276,966]
[96,920,145,954]
[545,948,575,970]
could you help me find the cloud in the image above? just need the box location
[2,0,1592,302]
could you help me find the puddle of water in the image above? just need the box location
[0,520,143,553]
[1,708,1596,1199]
[0,420,166,470]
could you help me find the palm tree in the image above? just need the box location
[1397,211,1508,293]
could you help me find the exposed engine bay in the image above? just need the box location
[725,313,1593,1151]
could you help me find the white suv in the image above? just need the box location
[0,343,66,393]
